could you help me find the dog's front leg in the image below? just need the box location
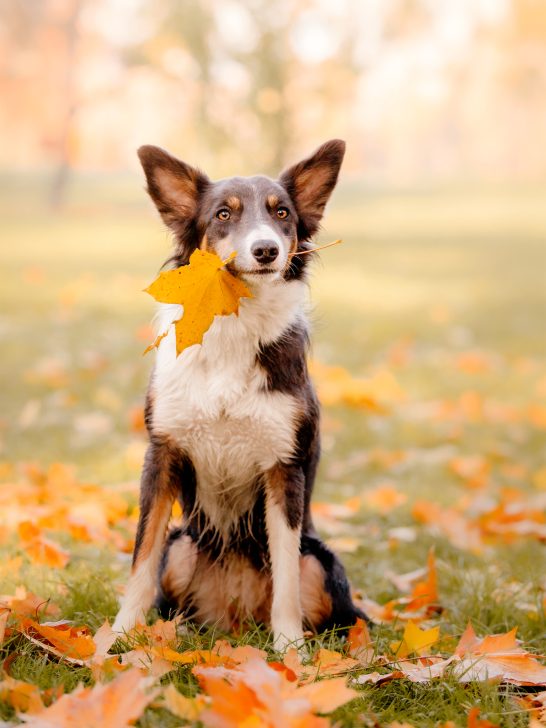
[113,436,176,633]
[265,464,305,651]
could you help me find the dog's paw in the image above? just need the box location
[272,625,305,653]
[112,606,141,635]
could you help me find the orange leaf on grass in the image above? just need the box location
[20,618,96,662]
[17,522,69,569]
[296,677,360,714]
[359,549,441,624]
[194,657,357,727]
[18,668,157,728]
[363,483,407,514]
[152,645,227,665]
[405,548,438,612]
[144,249,252,356]
[347,618,373,661]
[0,587,60,620]
[391,621,440,658]
[309,361,405,412]
[0,606,8,644]
[162,684,206,722]
[467,707,499,727]
[0,677,44,714]
[448,455,491,489]
[212,639,268,664]
[453,623,546,685]
[283,647,360,684]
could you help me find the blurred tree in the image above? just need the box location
[48,0,83,209]
[0,0,84,207]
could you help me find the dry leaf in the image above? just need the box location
[18,668,157,727]
[162,683,205,722]
[467,707,499,727]
[452,623,546,685]
[0,677,45,714]
[194,656,356,727]
[359,549,441,624]
[347,617,373,660]
[144,249,252,355]
[391,621,440,658]
[19,618,96,662]
[354,670,404,686]
[363,483,407,514]
[18,522,69,569]
[296,677,359,714]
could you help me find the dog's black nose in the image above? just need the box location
[251,240,279,264]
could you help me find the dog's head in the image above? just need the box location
[138,140,345,282]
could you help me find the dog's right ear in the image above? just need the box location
[137,145,210,241]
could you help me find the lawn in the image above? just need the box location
[1,175,546,726]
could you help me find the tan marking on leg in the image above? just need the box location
[300,554,332,630]
[133,491,173,568]
[113,493,173,632]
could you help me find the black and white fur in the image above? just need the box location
[113,140,364,649]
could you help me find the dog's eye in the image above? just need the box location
[276,207,289,219]
[216,208,231,221]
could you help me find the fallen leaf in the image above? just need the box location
[19,618,96,662]
[194,656,356,727]
[18,522,70,569]
[162,683,205,722]
[397,656,454,683]
[0,606,8,644]
[144,249,252,356]
[0,677,44,714]
[309,361,405,411]
[297,677,359,713]
[363,483,407,514]
[391,621,440,658]
[467,707,499,727]
[353,670,404,686]
[452,623,546,685]
[347,618,373,663]
[18,668,157,727]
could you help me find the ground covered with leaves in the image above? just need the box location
[1,178,546,726]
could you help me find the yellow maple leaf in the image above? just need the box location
[391,620,440,657]
[144,249,252,356]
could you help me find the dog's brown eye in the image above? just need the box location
[276,207,289,219]
[216,208,231,221]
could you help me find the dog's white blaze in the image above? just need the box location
[265,496,304,649]
[234,222,289,272]
[152,278,307,535]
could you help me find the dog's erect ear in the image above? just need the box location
[137,145,210,241]
[279,139,345,240]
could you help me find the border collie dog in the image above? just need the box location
[113,139,364,649]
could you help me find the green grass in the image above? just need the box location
[1,175,546,726]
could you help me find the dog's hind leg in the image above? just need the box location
[113,436,180,633]
[300,533,366,633]
[155,528,198,619]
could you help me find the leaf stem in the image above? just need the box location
[288,239,343,258]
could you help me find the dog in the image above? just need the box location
[112,139,364,649]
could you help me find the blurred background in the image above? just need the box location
[1,0,545,491]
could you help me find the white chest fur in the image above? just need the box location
[151,278,307,533]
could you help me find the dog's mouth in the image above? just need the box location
[226,264,279,279]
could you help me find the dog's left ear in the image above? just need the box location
[279,139,345,240]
